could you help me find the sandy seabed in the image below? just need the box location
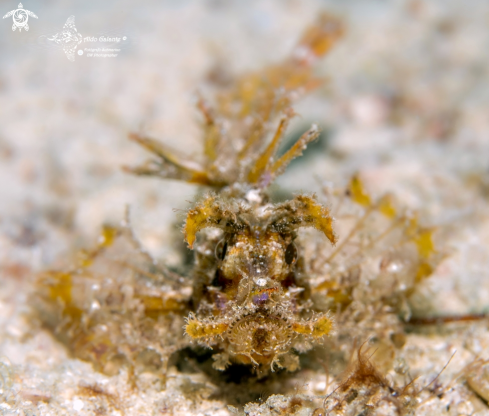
[1,1,489,415]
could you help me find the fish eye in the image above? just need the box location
[215,239,228,261]
[285,242,297,265]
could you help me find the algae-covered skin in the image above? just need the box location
[1,1,489,415]
[33,11,445,387]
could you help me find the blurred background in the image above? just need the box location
[0,0,488,413]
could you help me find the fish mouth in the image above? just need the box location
[226,312,295,365]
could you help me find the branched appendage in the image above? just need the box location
[310,174,445,323]
[184,313,228,341]
[271,195,337,245]
[124,133,220,186]
[34,221,191,382]
[291,313,334,339]
[126,15,343,193]
[183,194,250,249]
